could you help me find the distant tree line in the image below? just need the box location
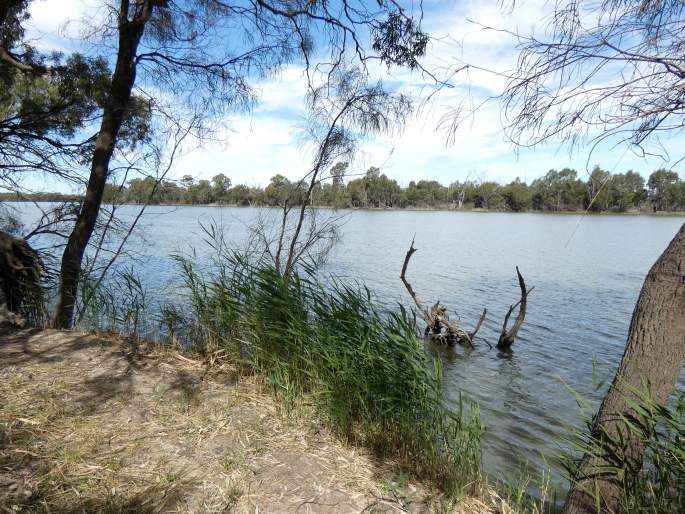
[3,165,684,213]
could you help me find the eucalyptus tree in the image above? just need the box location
[458,1,685,512]
[648,169,681,212]
[501,178,531,212]
[50,0,429,328]
[586,166,611,211]
[1,0,153,294]
[330,161,348,189]
[608,171,645,211]
[251,66,412,279]
[211,173,231,201]
[529,169,585,211]
[319,161,348,207]
[264,174,292,206]
[1,0,114,193]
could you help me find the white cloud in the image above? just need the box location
[26,0,103,52]
[254,66,310,114]
[170,115,305,186]
[17,0,685,191]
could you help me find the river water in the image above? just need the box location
[12,203,685,493]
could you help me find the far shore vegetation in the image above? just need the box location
[3,165,685,214]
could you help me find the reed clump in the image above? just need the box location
[562,381,685,514]
[166,253,484,499]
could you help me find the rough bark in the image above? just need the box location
[0,230,42,326]
[563,222,685,514]
[53,1,152,328]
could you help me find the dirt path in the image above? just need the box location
[0,328,494,513]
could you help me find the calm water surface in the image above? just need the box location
[14,204,685,493]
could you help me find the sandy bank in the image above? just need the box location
[0,329,495,513]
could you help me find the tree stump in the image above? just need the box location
[0,231,42,326]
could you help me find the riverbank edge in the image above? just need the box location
[4,199,685,216]
[0,327,508,513]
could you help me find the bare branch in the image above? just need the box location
[400,239,473,346]
[468,307,487,341]
[400,237,432,326]
[497,266,534,350]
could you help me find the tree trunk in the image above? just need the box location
[0,230,42,320]
[563,222,685,514]
[53,3,150,328]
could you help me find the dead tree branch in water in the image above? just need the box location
[469,308,487,341]
[400,238,431,325]
[400,242,533,349]
[497,267,534,350]
[400,239,476,346]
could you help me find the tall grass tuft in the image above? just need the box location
[174,252,483,497]
[76,267,153,339]
[562,380,685,514]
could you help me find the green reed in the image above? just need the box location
[562,377,685,514]
[172,252,483,497]
[76,267,152,339]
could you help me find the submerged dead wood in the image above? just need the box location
[469,308,487,342]
[497,267,534,350]
[400,239,481,346]
[400,240,533,350]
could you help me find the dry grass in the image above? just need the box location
[0,328,497,513]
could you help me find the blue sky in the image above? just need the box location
[23,0,685,190]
